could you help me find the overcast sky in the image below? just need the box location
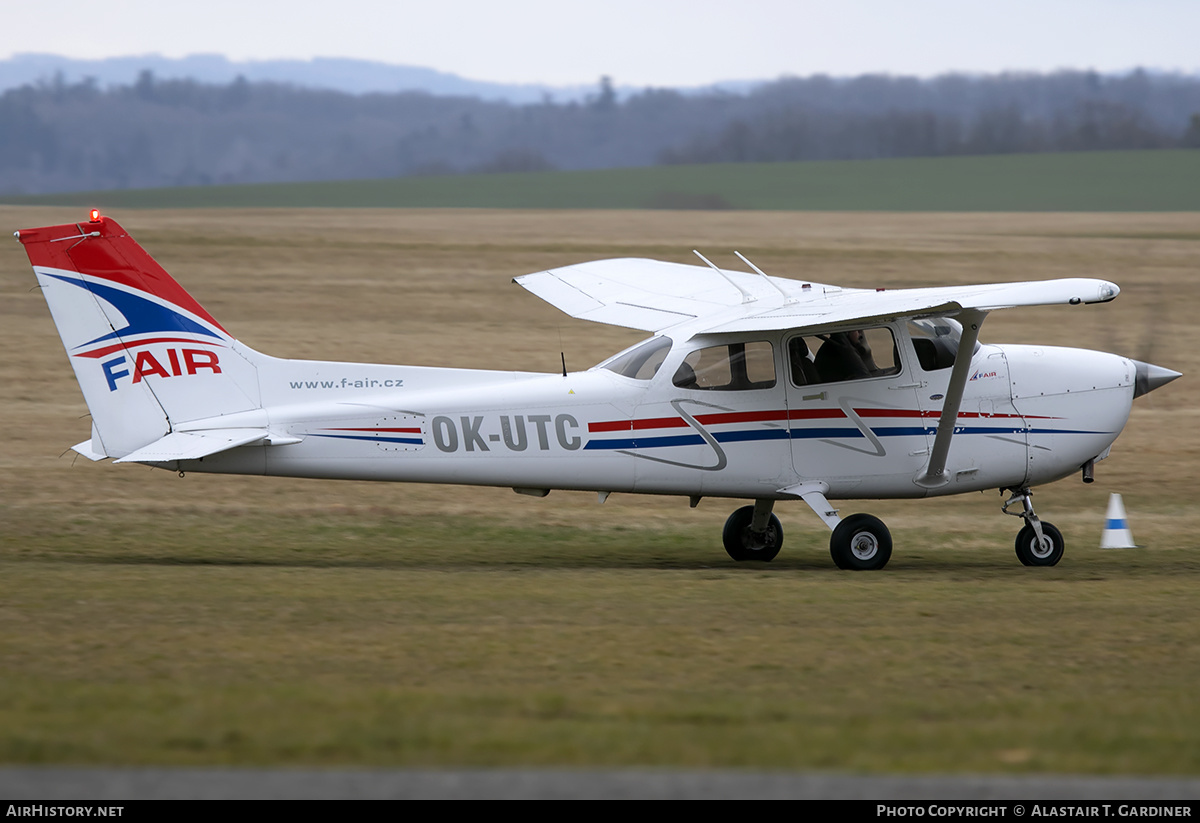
[2,0,1196,88]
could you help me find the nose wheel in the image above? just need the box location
[1003,488,1064,566]
[1015,522,1065,566]
[830,513,893,570]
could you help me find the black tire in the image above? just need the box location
[1015,522,1064,566]
[722,505,783,562]
[830,513,893,570]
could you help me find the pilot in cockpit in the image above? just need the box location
[814,329,880,383]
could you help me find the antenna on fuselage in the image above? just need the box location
[558,328,568,377]
[735,251,795,304]
[693,250,755,303]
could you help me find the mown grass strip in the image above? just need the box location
[7,150,1200,211]
[2,505,1199,772]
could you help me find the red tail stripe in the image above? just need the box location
[73,337,227,359]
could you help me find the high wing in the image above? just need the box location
[514,257,1120,336]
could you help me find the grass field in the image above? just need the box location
[7,150,1200,211]
[2,207,1198,772]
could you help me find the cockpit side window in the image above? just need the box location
[789,327,901,386]
[599,336,673,380]
[908,318,970,372]
[672,341,776,391]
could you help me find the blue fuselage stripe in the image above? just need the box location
[583,424,1107,451]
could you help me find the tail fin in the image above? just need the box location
[17,213,262,459]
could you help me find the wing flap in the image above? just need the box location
[711,298,965,334]
[514,269,607,317]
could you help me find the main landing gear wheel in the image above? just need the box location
[830,513,893,570]
[722,505,783,562]
[1015,522,1064,566]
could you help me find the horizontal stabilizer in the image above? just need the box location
[113,428,275,464]
[71,439,108,462]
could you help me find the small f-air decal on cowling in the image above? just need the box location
[970,369,999,381]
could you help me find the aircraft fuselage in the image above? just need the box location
[182,327,1136,503]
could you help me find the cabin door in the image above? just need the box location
[783,325,929,497]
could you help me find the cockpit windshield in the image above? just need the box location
[597,336,673,380]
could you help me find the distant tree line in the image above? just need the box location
[660,72,1200,164]
[2,69,1200,195]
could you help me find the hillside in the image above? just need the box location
[3,70,1199,196]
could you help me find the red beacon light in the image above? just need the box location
[88,209,101,223]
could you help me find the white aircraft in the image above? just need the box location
[18,212,1181,569]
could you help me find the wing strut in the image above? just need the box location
[916,309,987,488]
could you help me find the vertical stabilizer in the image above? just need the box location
[17,214,262,458]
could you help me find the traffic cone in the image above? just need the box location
[1100,493,1137,549]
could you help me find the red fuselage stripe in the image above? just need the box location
[588,406,1057,433]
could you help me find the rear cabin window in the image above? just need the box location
[789,327,901,386]
[672,341,776,391]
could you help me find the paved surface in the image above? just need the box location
[2,768,1198,800]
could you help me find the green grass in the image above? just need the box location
[8,150,1200,211]
[3,503,1199,773]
